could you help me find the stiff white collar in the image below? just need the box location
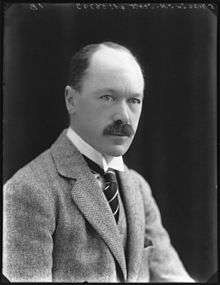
[66,127,124,173]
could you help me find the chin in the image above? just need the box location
[104,145,129,157]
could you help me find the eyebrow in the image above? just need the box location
[95,88,143,97]
[95,88,116,94]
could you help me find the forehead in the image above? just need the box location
[82,46,144,94]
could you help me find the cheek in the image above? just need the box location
[131,108,142,124]
[83,102,111,122]
[78,97,104,115]
[77,101,97,120]
[77,103,107,132]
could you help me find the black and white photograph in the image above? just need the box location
[2,2,218,283]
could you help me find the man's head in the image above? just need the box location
[65,42,145,157]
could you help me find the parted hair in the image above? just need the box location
[67,42,144,92]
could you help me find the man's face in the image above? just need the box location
[68,47,144,157]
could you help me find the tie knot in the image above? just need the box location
[104,169,117,183]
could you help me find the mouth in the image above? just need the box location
[107,135,130,145]
[108,133,129,137]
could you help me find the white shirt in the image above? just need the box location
[66,127,124,173]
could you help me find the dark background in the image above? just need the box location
[3,3,217,282]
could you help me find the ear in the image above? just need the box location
[65,85,78,114]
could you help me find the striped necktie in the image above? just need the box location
[83,156,120,223]
[103,169,119,223]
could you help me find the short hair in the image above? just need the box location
[67,42,144,91]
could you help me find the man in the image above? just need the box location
[3,42,195,282]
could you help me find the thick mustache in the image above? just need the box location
[103,121,134,137]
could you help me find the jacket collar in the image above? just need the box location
[119,170,145,281]
[50,130,127,279]
[50,130,145,281]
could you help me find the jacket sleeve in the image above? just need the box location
[3,168,56,282]
[133,170,195,282]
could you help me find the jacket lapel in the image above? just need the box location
[50,130,127,280]
[119,168,145,282]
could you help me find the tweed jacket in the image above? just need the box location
[3,130,194,282]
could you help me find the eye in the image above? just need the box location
[128,97,141,104]
[100,95,114,102]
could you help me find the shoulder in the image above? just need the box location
[5,148,53,187]
[4,129,68,190]
[3,147,58,206]
[3,150,58,240]
[126,167,153,201]
[127,167,151,190]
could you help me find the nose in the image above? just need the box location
[112,101,130,123]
